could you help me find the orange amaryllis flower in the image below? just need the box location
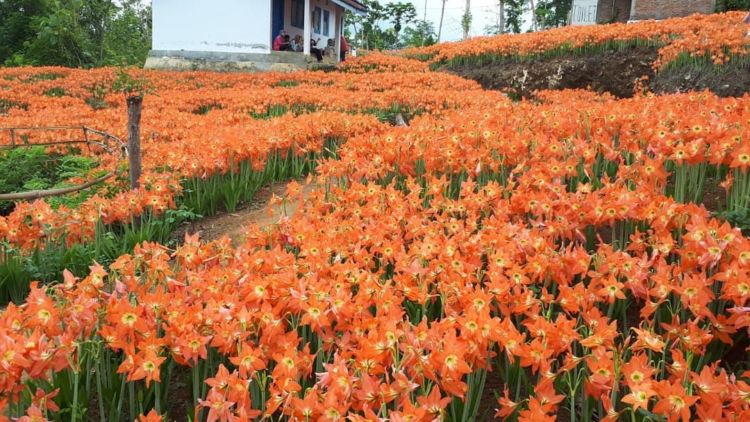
[137,410,164,422]
[198,389,236,422]
[621,384,656,413]
[652,380,699,422]
[122,350,166,387]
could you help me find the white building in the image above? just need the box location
[146,0,367,71]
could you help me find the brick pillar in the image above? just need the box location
[596,0,635,23]
[631,0,716,20]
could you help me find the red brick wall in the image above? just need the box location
[631,0,716,20]
[596,0,633,23]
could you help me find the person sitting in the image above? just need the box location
[291,35,304,52]
[281,35,292,51]
[310,38,323,62]
[324,39,336,59]
[272,29,289,51]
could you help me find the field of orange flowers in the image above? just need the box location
[403,12,750,70]
[2,14,750,421]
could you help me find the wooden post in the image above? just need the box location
[127,96,143,189]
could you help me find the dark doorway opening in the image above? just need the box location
[272,0,285,45]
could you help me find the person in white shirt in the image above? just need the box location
[291,35,304,52]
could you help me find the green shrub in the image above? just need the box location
[43,87,67,97]
[193,102,223,115]
[0,147,98,214]
[24,72,65,83]
[0,98,28,113]
[716,208,750,236]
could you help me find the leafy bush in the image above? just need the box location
[716,208,750,235]
[0,147,98,214]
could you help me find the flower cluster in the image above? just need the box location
[402,12,750,69]
[2,29,750,420]
[0,67,484,250]
[339,53,430,73]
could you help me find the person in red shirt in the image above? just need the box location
[340,35,349,62]
[273,29,289,51]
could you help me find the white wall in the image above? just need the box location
[570,0,599,26]
[284,0,339,51]
[153,0,272,53]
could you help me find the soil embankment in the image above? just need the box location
[446,44,750,98]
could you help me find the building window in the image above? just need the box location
[291,0,304,29]
[313,7,322,34]
[322,10,331,36]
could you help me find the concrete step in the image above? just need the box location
[144,50,328,72]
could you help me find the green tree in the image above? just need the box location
[2,0,151,67]
[535,0,572,29]
[504,0,526,34]
[103,0,152,66]
[15,0,95,67]
[345,0,416,50]
[462,0,472,39]
[346,0,385,50]
[384,2,417,37]
[0,0,49,64]
[715,0,750,11]
[401,20,437,47]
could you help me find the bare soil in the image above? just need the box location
[651,61,750,98]
[446,44,659,99]
[171,180,315,246]
[446,44,750,99]
[476,370,503,421]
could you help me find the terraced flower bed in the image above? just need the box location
[2,13,750,422]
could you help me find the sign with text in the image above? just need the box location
[570,0,598,26]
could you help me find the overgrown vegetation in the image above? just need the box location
[345,0,435,49]
[0,137,341,304]
[0,0,151,67]
[0,98,28,114]
[716,0,750,12]
[0,146,99,214]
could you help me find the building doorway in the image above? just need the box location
[272,0,285,43]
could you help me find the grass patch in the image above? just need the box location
[193,102,223,115]
[273,80,301,88]
[0,98,28,114]
[43,87,67,97]
[24,72,66,83]
[437,38,662,69]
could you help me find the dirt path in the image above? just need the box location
[172,180,316,245]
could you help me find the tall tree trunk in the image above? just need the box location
[463,0,471,39]
[529,0,537,31]
[421,0,428,46]
[438,0,446,41]
[499,0,505,34]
